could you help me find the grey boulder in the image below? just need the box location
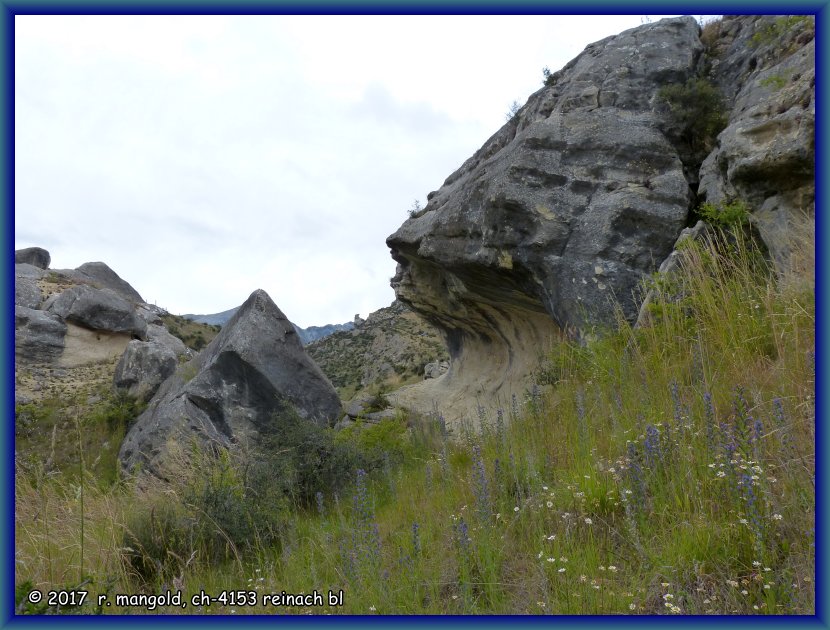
[388,17,700,340]
[15,306,67,364]
[15,247,51,269]
[119,289,342,479]
[15,263,46,280]
[699,16,814,272]
[43,285,147,339]
[113,325,191,402]
[15,275,43,310]
[113,340,179,403]
[75,261,144,303]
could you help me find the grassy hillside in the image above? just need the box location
[160,314,221,350]
[14,226,814,615]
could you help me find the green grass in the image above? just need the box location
[15,226,814,615]
[160,314,221,351]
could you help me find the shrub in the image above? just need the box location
[699,17,723,52]
[751,15,813,48]
[697,199,751,227]
[760,73,788,90]
[657,77,727,156]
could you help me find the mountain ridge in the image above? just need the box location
[182,308,355,345]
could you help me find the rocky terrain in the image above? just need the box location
[307,300,448,400]
[386,15,814,423]
[14,14,814,474]
[12,16,815,616]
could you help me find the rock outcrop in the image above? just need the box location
[15,247,51,269]
[119,289,342,479]
[43,285,148,339]
[387,17,702,420]
[14,306,67,364]
[698,15,814,270]
[113,325,192,403]
[75,261,145,303]
[14,248,165,370]
[385,15,814,423]
[307,300,449,399]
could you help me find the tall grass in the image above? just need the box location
[14,225,814,615]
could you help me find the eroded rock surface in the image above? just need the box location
[14,306,67,364]
[15,247,51,269]
[75,261,145,303]
[699,15,814,270]
[44,285,147,339]
[113,324,192,402]
[119,289,342,479]
[387,17,702,420]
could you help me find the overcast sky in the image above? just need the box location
[15,14,693,327]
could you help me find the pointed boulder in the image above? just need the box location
[118,289,342,479]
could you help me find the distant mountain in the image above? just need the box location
[183,307,239,327]
[182,309,353,345]
[296,322,354,345]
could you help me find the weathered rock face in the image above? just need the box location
[386,15,814,423]
[699,15,814,270]
[307,300,449,398]
[14,306,67,364]
[43,285,147,339]
[387,17,702,420]
[75,261,145,303]
[113,340,179,403]
[15,247,51,269]
[15,275,43,310]
[119,289,342,479]
[113,325,192,402]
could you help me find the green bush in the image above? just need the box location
[124,443,293,584]
[760,73,788,90]
[335,416,411,469]
[697,199,751,227]
[751,15,813,48]
[657,77,727,156]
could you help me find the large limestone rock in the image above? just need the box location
[698,15,814,271]
[15,247,50,269]
[119,289,342,479]
[75,261,144,303]
[113,340,179,403]
[113,324,192,402]
[386,17,701,421]
[15,273,43,310]
[15,306,67,364]
[43,285,147,339]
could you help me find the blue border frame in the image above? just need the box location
[3,2,827,628]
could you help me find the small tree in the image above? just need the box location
[657,77,727,157]
[505,100,521,122]
[408,199,422,218]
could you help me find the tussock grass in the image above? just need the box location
[15,225,814,615]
